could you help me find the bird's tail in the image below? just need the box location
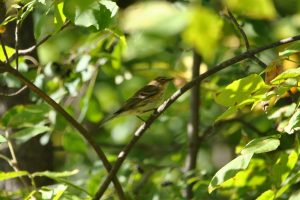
[98,113,118,128]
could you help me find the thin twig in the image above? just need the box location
[0,35,9,63]
[8,20,71,62]
[5,130,30,189]
[0,85,27,96]
[15,10,19,70]
[93,34,300,200]
[184,50,201,199]
[227,9,267,68]
[0,62,126,200]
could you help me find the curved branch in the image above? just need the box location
[93,34,300,199]
[0,62,126,200]
[8,20,71,62]
[226,9,267,68]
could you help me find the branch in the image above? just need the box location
[93,34,300,199]
[184,50,201,199]
[8,20,71,62]
[0,85,27,96]
[226,9,267,68]
[0,62,126,200]
[15,10,19,69]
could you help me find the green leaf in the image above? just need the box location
[2,104,50,128]
[279,42,300,57]
[256,190,275,200]
[241,135,281,155]
[271,150,298,185]
[32,169,79,178]
[215,107,237,122]
[225,0,277,20]
[208,153,253,193]
[63,130,88,153]
[0,171,28,181]
[284,109,300,134]
[0,46,15,62]
[63,0,118,30]
[53,185,68,200]
[10,126,51,142]
[271,68,300,85]
[182,6,223,61]
[215,74,267,107]
[54,2,66,27]
[0,134,7,143]
[121,1,187,36]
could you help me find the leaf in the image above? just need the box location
[0,46,15,62]
[225,0,277,20]
[32,169,79,178]
[208,153,253,193]
[256,190,275,200]
[1,104,50,128]
[0,171,28,181]
[10,126,51,142]
[54,2,66,27]
[63,130,88,153]
[284,109,300,134]
[63,0,118,30]
[53,185,68,200]
[121,1,187,36]
[271,68,300,85]
[215,74,267,107]
[241,135,281,155]
[215,107,237,122]
[279,42,300,57]
[0,134,7,143]
[182,6,223,61]
[271,150,298,185]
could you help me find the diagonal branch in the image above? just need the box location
[8,20,71,62]
[226,9,267,68]
[93,34,300,199]
[0,62,126,200]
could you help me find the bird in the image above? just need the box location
[98,76,173,128]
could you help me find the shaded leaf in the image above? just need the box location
[63,0,118,30]
[33,169,79,178]
[271,68,300,85]
[271,150,298,185]
[241,135,281,155]
[208,153,253,193]
[10,126,51,142]
[215,107,237,122]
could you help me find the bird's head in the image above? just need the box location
[149,76,173,86]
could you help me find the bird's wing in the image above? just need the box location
[114,85,160,114]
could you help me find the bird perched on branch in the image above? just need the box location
[98,76,173,128]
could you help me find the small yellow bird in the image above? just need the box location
[98,76,173,128]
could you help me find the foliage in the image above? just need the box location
[1,0,300,199]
